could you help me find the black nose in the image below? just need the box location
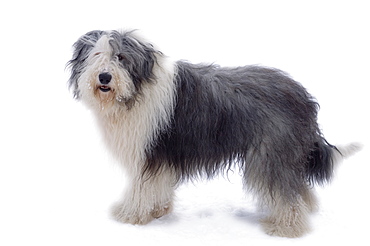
[99,73,112,84]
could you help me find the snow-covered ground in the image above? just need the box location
[1,1,369,245]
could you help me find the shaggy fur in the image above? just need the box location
[67,30,361,238]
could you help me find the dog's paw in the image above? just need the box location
[111,203,154,225]
[150,201,173,219]
[260,217,310,238]
[111,202,173,225]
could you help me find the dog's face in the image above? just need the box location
[67,30,159,110]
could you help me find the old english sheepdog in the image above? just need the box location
[67,30,361,238]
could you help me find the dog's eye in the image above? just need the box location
[117,54,125,61]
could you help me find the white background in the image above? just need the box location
[1,0,369,245]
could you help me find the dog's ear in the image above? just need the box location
[67,30,106,99]
[114,31,160,91]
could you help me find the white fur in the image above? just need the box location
[261,194,312,238]
[112,168,176,224]
[77,33,178,223]
[79,34,135,110]
[334,142,363,162]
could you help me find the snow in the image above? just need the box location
[1,0,369,245]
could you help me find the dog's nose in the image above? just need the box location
[99,73,112,84]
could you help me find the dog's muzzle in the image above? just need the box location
[98,73,112,92]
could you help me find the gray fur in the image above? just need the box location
[147,62,335,201]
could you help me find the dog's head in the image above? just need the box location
[67,30,160,110]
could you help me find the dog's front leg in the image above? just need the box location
[111,169,175,225]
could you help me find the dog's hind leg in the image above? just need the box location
[260,192,311,238]
[246,174,313,237]
[301,186,319,213]
[243,143,313,237]
[111,168,176,225]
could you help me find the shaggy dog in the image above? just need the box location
[67,30,361,237]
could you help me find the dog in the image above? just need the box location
[67,30,361,238]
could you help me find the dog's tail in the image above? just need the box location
[305,140,363,185]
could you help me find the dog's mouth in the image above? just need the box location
[98,85,111,92]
